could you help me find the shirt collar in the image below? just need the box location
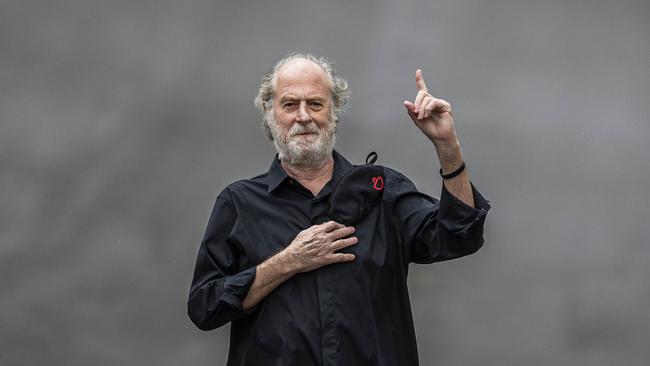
[267,149,354,193]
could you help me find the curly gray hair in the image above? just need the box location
[254,53,350,140]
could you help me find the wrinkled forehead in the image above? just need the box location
[273,59,332,95]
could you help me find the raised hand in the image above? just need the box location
[403,69,457,145]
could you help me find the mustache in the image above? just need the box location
[288,123,320,136]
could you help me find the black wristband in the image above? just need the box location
[439,162,465,180]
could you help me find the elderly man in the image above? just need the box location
[187,53,490,365]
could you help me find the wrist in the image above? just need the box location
[440,161,466,179]
[433,136,460,153]
[274,249,301,276]
[433,139,463,173]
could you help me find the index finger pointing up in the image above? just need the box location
[415,69,428,92]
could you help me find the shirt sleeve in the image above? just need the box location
[387,170,491,264]
[187,188,257,331]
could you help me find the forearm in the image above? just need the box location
[242,250,297,310]
[434,138,475,208]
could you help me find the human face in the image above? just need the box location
[268,59,336,166]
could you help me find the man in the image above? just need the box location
[187,53,490,365]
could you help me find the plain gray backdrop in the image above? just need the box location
[2,0,649,365]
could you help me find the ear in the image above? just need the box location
[263,120,274,141]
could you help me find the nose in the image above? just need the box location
[295,101,312,123]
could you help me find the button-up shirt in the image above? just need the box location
[188,150,491,366]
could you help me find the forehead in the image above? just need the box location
[274,59,331,99]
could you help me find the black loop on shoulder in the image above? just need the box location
[365,151,378,165]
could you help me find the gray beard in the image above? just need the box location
[268,114,337,167]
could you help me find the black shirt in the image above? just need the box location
[188,150,490,366]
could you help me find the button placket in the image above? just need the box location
[311,197,339,365]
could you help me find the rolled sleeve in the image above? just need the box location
[387,168,491,264]
[221,266,257,311]
[438,182,491,239]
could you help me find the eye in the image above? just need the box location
[310,101,324,109]
[282,102,297,109]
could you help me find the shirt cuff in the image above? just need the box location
[438,182,491,238]
[221,266,257,315]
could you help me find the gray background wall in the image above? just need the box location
[2,0,649,365]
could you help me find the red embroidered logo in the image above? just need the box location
[372,176,384,191]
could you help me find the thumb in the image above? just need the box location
[404,101,418,120]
